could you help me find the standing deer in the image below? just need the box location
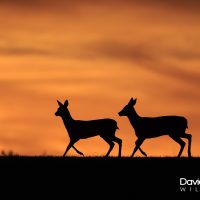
[55,99,122,157]
[118,98,192,157]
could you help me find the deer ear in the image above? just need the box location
[64,99,69,107]
[57,100,63,107]
[129,98,137,106]
[134,98,137,105]
[128,98,134,105]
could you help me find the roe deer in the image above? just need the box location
[55,99,122,157]
[118,98,192,157]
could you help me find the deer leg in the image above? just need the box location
[72,146,84,156]
[131,138,144,157]
[139,147,147,157]
[169,135,185,157]
[181,133,192,157]
[101,136,115,157]
[63,140,76,157]
[112,136,122,157]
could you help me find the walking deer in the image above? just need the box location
[118,98,192,157]
[55,99,122,157]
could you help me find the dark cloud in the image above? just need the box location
[141,62,200,86]
[0,37,199,88]
[87,40,200,86]
[0,47,51,56]
[136,0,200,12]
[0,0,57,8]
[88,41,153,61]
[0,0,81,15]
[170,49,200,60]
[0,0,93,12]
[87,39,200,61]
[166,87,200,103]
[0,75,107,86]
[0,0,199,13]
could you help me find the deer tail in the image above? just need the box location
[184,117,188,129]
[182,117,188,129]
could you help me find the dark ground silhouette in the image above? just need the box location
[0,156,199,198]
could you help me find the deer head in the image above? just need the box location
[55,99,69,117]
[118,98,137,116]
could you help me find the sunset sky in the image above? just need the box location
[0,0,199,157]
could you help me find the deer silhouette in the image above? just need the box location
[118,98,192,157]
[55,99,122,157]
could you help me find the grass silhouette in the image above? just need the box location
[0,155,199,169]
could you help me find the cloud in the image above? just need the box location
[137,0,200,13]
[170,49,200,60]
[1,0,200,15]
[88,41,153,61]
[0,47,51,56]
[136,61,200,86]
[85,39,200,87]
[0,0,84,12]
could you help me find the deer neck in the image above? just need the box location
[127,107,141,129]
[61,110,75,133]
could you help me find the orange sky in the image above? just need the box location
[0,0,199,156]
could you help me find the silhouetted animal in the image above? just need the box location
[55,99,122,157]
[118,98,192,157]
